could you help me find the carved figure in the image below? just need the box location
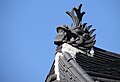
[54,4,96,50]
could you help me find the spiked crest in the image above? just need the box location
[66,4,96,48]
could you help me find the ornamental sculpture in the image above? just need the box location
[54,4,96,53]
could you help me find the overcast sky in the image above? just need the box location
[1,0,120,82]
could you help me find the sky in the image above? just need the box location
[0,0,120,82]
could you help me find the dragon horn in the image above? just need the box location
[66,4,85,26]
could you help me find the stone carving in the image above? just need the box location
[54,4,96,50]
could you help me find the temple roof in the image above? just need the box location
[75,47,120,81]
[45,4,120,82]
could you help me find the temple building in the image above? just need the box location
[45,4,120,82]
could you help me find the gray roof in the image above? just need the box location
[45,47,120,82]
